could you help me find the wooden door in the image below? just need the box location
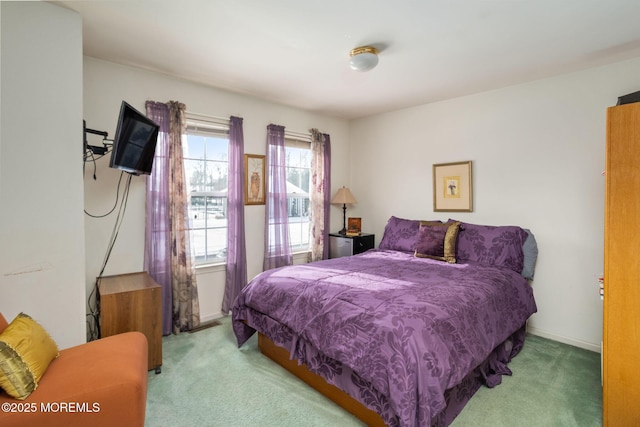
[603,103,640,426]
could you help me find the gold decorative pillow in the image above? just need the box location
[414,221,461,263]
[0,313,59,400]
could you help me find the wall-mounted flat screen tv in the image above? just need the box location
[109,101,159,175]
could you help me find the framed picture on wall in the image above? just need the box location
[244,154,266,205]
[433,161,473,212]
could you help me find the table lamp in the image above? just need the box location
[331,186,357,235]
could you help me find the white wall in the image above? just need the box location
[349,58,640,352]
[0,2,86,349]
[83,58,350,322]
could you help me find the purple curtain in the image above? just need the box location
[263,124,292,270]
[145,100,200,335]
[222,116,247,313]
[144,101,172,335]
[309,129,331,261]
[167,101,200,333]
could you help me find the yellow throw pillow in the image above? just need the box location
[0,313,59,400]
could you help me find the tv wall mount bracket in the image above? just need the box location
[83,120,113,155]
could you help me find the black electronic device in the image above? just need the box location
[109,101,159,175]
[617,90,640,106]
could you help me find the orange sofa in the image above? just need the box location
[0,312,148,427]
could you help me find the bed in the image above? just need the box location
[232,217,538,426]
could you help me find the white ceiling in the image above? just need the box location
[54,0,640,119]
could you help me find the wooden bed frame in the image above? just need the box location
[258,332,387,426]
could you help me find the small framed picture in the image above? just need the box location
[433,161,473,212]
[347,217,362,236]
[244,154,265,205]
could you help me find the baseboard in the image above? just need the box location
[189,319,222,333]
[527,326,601,353]
[200,312,225,324]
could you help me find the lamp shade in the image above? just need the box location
[349,46,379,72]
[331,186,357,205]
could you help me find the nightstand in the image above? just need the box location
[99,271,162,373]
[329,233,375,258]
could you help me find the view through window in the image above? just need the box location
[286,141,311,251]
[183,126,229,265]
[184,128,311,264]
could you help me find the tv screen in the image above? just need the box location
[109,101,159,175]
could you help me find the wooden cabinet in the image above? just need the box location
[99,271,162,373]
[603,103,640,426]
[329,233,375,258]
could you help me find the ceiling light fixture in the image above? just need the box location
[349,46,379,72]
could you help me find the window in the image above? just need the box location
[285,139,311,251]
[183,119,229,265]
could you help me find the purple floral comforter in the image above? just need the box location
[232,249,537,426]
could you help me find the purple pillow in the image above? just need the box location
[414,221,460,263]
[415,224,447,256]
[379,216,441,252]
[455,221,528,272]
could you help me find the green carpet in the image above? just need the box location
[452,335,602,426]
[145,317,601,426]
